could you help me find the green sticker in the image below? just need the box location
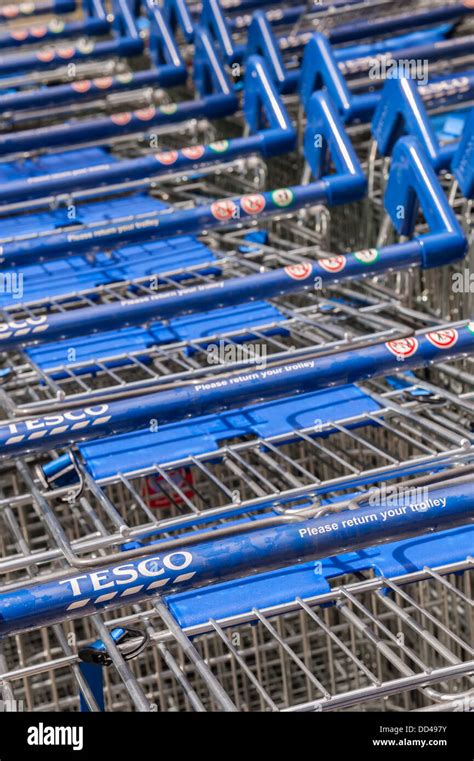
[209,140,230,153]
[354,248,380,265]
[467,322,474,335]
[159,103,178,115]
[49,19,65,33]
[271,188,294,208]
[116,72,134,85]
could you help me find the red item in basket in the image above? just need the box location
[142,468,194,508]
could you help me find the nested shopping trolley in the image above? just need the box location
[0,319,472,712]
[0,0,472,716]
[0,150,472,712]
[0,89,470,407]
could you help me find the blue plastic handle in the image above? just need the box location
[0,478,471,637]
[0,136,465,349]
[0,0,75,18]
[147,3,186,70]
[0,55,294,204]
[385,136,467,267]
[0,18,110,51]
[0,322,472,458]
[0,0,142,77]
[246,11,289,93]
[299,32,474,123]
[162,0,195,42]
[452,109,474,200]
[0,90,362,264]
[372,77,458,170]
[329,2,474,44]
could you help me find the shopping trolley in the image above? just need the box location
[0,327,471,711]
[0,4,187,128]
[365,78,474,321]
[0,0,148,83]
[0,52,293,211]
[0,0,472,716]
[0,0,110,51]
[169,0,472,68]
[0,101,466,350]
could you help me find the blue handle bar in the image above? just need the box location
[0,27,236,156]
[0,320,472,455]
[0,0,75,19]
[299,32,474,120]
[371,76,468,170]
[0,136,464,348]
[0,91,363,264]
[0,37,143,78]
[0,18,110,51]
[0,55,295,204]
[0,479,470,637]
[0,0,141,77]
[0,70,184,115]
[452,109,474,200]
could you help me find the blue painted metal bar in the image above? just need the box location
[221,1,474,65]
[371,77,473,170]
[0,26,237,155]
[0,18,110,50]
[0,55,294,203]
[0,321,472,457]
[452,109,474,199]
[0,0,141,77]
[0,1,75,20]
[0,89,363,266]
[0,478,471,637]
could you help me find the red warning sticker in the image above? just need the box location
[385,337,419,359]
[3,5,19,18]
[142,468,194,509]
[37,48,55,62]
[155,150,179,165]
[182,145,205,160]
[135,106,156,121]
[240,193,266,215]
[318,255,347,273]
[31,25,47,37]
[426,329,458,349]
[210,199,237,221]
[111,112,132,126]
[57,47,75,59]
[11,29,29,41]
[93,77,114,90]
[285,262,313,281]
[71,80,91,93]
